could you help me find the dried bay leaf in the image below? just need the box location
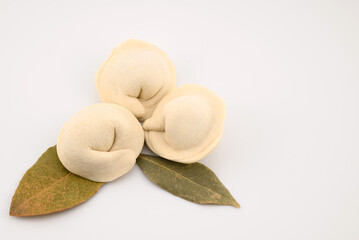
[10,146,104,217]
[137,154,239,208]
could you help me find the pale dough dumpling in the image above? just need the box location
[96,39,176,121]
[57,103,144,182]
[143,84,226,163]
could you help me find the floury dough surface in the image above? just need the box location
[96,39,176,121]
[143,84,226,163]
[57,103,144,182]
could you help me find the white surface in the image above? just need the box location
[1,0,358,239]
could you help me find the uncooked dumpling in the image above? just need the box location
[96,39,176,121]
[143,84,226,163]
[57,103,144,182]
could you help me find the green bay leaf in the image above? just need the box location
[10,146,104,217]
[137,154,239,208]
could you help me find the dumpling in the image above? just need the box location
[96,39,176,121]
[57,103,144,182]
[143,84,226,163]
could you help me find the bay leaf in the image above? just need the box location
[137,154,239,208]
[10,146,104,217]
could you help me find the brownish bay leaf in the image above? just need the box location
[10,146,104,217]
[137,154,239,208]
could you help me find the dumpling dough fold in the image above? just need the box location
[143,84,226,163]
[57,103,144,182]
[96,39,176,121]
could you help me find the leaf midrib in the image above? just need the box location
[138,156,233,202]
[12,172,72,214]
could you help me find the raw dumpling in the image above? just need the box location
[57,103,144,182]
[96,39,176,121]
[143,84,226,163]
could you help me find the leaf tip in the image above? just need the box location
[9,206,22,217]
[9,208,17,217]
[9,200,16,216]
[230,199,240,208]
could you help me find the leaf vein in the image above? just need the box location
[13,173,73,213]
[139,156,232,201]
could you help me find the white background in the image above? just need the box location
[1,0,358,239]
